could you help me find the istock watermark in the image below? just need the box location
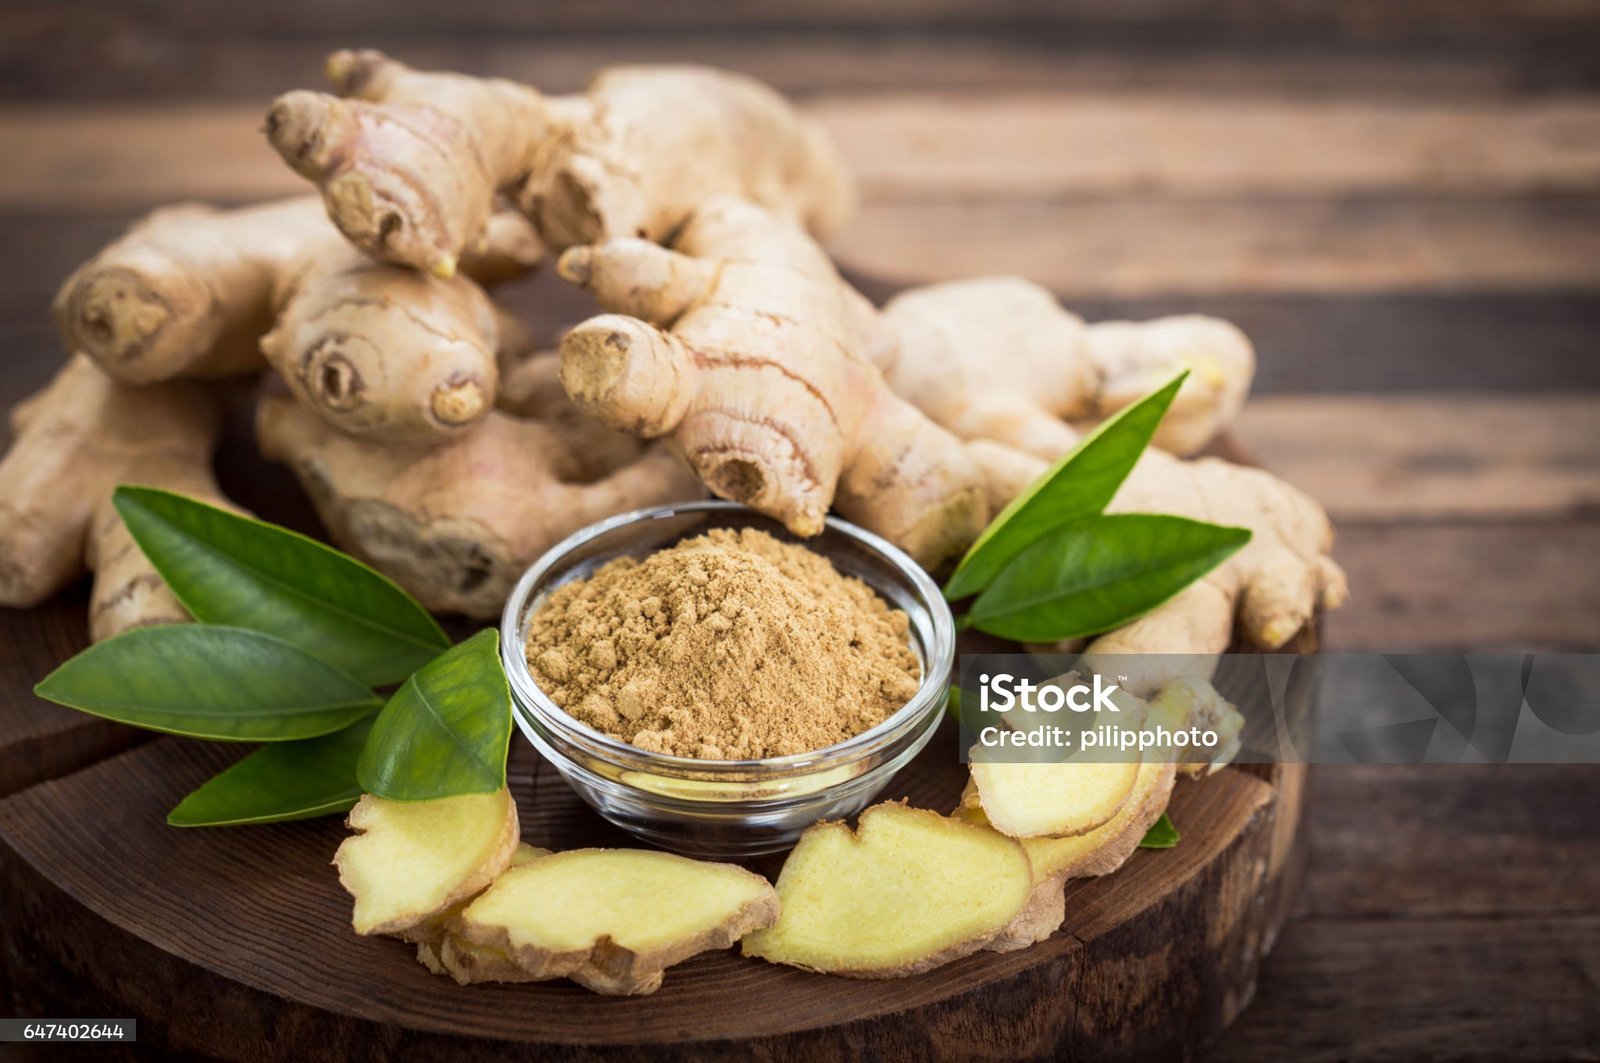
[956,653,1600,764]
[975,672,1123,714]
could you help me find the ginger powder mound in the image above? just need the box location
[525,528,921,759]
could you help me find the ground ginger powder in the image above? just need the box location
[525,528,921,759]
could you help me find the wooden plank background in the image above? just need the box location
[0,2,1597,1059]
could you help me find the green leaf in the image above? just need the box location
[944,372,1188,601]
[1139,813,1181,849]
[114,486,449,686]
[967,513,1250,642]
[35,625,379,741]
[168,716,375,827]
[358,629,512,801]
[945,686,962,723]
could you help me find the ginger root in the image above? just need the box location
[880,276,1254,458]
[0,356,240,640]
[259,241,502,444]
[265,50,853,275]
[332,789,519,940]
[972,442,1346,671]
[742,801,1033,978]
[558,195,987,567]
[55,198,331,384]
[437,848,779,994]
[876,274,1344,659]
[55,196,541,444]
[256,389,702,617]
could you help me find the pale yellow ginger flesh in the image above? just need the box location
[333,790,519,939]
[880,277,1254,457]
[256,391,702,618]
[958,759,1177,952]
[965,759,1142,840]
[0,356,241,641]
[742,801,1033,978]
[963,678,1148,839]
[414,843,549,976]
[960,678,1243,950]
[53,196,541,444]
[443,848,779,995]
[264,50,853,274]
[1144,676,1246,777]
[1021,759,1179,880]
[558,195,987,568]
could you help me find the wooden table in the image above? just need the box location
[1,4,1598,1059]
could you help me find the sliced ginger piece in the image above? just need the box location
[1147,677,1245,777]
[959,758,1178,951]
[965,758,1141,839]
[742,801,1032,978]
[333,789,518,940]
[445,848,778,995]
[960,677,1241,950]
[1017,760,1178,882]
[965,682,1147,840]
[416,842,548,976]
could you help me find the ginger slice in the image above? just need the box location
[963,678,1243,951]
[1147,677,1246,777]
[963,678,1148,839]
[965,758,1141,840]
[333,789,519,939]
[742,801,1032,978]
[960,758,1178,952]
[415,842,548,976]
[441,848,778,995]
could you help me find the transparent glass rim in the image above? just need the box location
[499,499,956,780]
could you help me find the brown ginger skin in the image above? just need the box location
[54,196,541,445]
[0,356,240,640]
[493,349,644,479]
[256,391,703,618]
[53,198,330,384]
[969,441,1347,659]
[880,276,1255,457]
[557,195,987,569]
[878,276,1344,656]
[260,243,502,444]
[264,50,854,274]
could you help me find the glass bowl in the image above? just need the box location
[500,500,954,857]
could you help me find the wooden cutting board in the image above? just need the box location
[0,623,1307,1060]
[0,410,1309,1060]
